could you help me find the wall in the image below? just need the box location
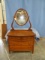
[5,0,45,37]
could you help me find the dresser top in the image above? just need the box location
[7,30,35,37]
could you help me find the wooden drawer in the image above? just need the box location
[9,45,32,51]
[9,41,33,46]
[8,36,34,41]
[8,37,34,46]
[8,36,34,43]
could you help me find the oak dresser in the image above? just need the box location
[8,29,35,53]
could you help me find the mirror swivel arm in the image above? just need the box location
[11,18,14,30]
[28,20,32,30]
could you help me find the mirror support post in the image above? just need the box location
[11,18,14,30]
[28,20,32,30]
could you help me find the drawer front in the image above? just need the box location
[8,36,34,42]
[9,45,32,51]
[8,36,34,47]
[9,41,33,46]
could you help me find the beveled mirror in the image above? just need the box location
[11,8,32,30]
[14,9,29,26]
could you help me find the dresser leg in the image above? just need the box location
[32,50,34,53]
[32,46,34,53]
[9,50,12,53]
[9,50,10,53]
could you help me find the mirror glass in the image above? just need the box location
[14,9,29,26]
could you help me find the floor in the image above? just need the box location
[0,38,45,60]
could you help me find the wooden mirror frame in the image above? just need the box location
[14,8,29,26]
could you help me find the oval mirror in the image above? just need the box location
[14,8,29,26]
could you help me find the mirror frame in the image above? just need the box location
[14,8,29,26]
